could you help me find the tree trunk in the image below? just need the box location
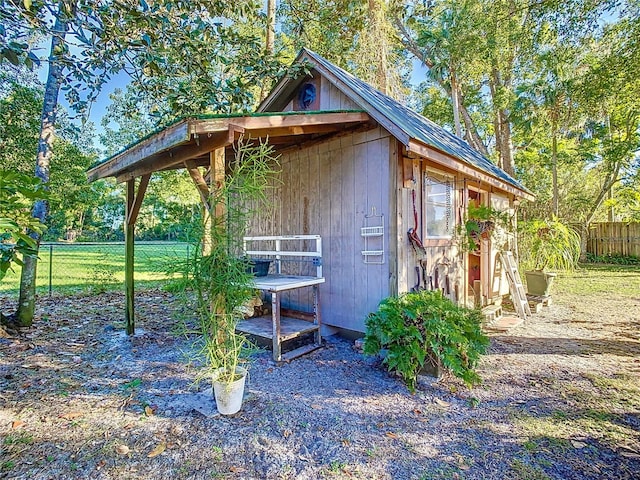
[552,132,558,216]
[16,5,70,326]
[579,222,589,263]
[450,66,462,138]
[259,0,276,101]
[266,0,275,54]
[460,98,490,156]
[488,66,516,177]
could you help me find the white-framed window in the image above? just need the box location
[424,170,455,238]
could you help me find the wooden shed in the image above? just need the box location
[87,48,533,338]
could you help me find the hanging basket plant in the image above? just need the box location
[458,203,510,252]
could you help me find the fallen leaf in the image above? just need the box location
[385,432,398,439]
[341,439,351,447]
[12,420,25,429]
[413,409,422,415]
[434,398,450,407]
[144,406,154,416]
[310,404,322,410]
[283,429,292,438]
[571,440,587,449]
[115,444,130,455]
[59,412,83,420]
[147,442,166,458]
[229,466,247,473]
[620,450,640,459]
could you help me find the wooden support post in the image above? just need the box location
[313,284,322,347]
[204,148,226,256]
[211,148,226,220]
[125,179,135,335]
[124,174,150,335]
[272,291,281,361]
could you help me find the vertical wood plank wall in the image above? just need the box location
[395,163,466,306]
[248,128,393,332]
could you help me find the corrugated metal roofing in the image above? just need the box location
[301,48,530,194]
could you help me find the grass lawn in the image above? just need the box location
[554,263,640,297]
[0,242,191,295]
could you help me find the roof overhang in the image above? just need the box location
[407,140,535,201]
[87,111,375,183]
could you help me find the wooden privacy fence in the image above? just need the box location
[587,222,640,257]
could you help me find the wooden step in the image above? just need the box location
[481,304,503,325]
[280,343,322,362]
[484,316,523,332]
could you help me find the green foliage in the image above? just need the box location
[586,252,640,266]
[173,140,280,385]
[518,218,580,271]
[458,203,511,252]
[363,290,489,392]
[0,169,48,281]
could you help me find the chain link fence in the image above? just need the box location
[0,242,191,295]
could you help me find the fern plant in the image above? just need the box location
[363,290,489,393]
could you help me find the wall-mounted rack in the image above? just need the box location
[361,207,384,264]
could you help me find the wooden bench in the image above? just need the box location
[237,235,324,362]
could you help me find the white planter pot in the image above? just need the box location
[212,366,247,415]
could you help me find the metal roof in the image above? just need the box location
[298,48,531,195]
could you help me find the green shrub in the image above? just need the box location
[586,252,640,265]
[518,218,580,271]
[363,290,489,392]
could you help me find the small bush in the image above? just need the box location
[363,290,489,392]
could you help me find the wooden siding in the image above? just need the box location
[489,193,512,299]
[395,152,466,305]
[588,222,640,257]
[394,152,516,308]
[248,128,392,332]
[320,77,360,111]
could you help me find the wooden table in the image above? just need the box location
[237,274,325,362]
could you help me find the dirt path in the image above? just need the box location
[1,270,639,479]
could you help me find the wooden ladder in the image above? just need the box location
[500,251,532,320]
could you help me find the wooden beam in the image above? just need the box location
[87,120,190,182]
[115,132,231,183]
[274,121,378,155]
[90,114,370,182]
[126,174,150,225]
[211,148,225,220]
[193,111,371,135]
[407,140,535,201]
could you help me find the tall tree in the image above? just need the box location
[395,0,490,156]
[16,1,73,325]
[1,0,297,326]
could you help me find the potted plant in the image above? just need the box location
[363,290,489,392]
[459,203,510,252]
[192,253,258,415]
[178,140,279,415]
[518,218,580,296]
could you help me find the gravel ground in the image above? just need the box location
[0,282,639,480]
